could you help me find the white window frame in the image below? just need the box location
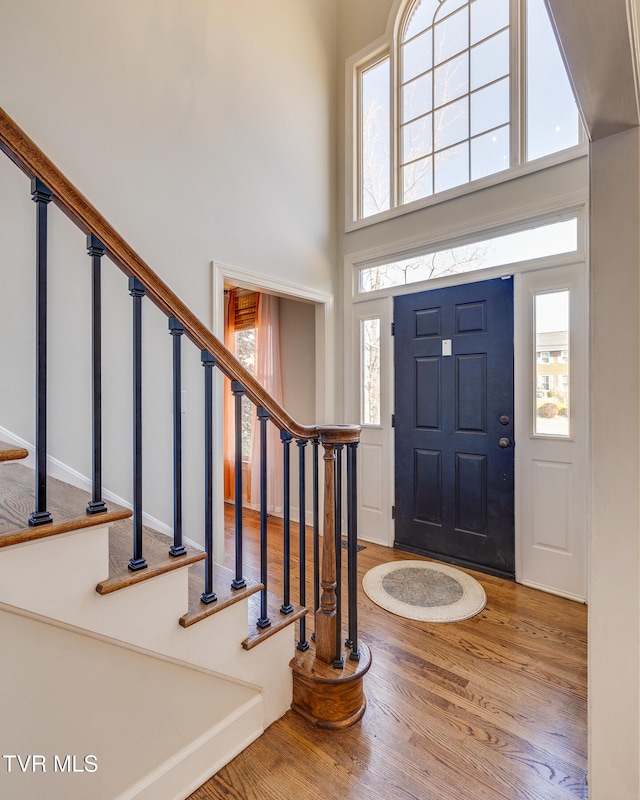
[345,0,588,232]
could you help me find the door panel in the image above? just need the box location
[394,277,515,578]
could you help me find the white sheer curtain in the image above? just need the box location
[249,293,284,513]
[223,289,237,502]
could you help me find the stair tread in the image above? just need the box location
[180,562,263,628]
[96,519,206,595]
[0,441,29,462]
[242,592,307,651]
[0,462,132,547]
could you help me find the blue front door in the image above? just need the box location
[394,277,515,578]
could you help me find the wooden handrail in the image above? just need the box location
[0,107,359,444]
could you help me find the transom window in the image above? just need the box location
[358,216,578,294]
[356,0,582,220]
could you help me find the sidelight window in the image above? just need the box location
[534,290,570,437]
[361,317,382,425]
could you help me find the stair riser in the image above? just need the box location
[0,526,189,643]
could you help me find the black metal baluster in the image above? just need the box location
[312,438,320,621]
[128,277,147,571]
[169,318,186,556]
[201,350,217,603]
[280,431,293,614]
[86,235,108,515]
[334,443,344,668]
[28,179,53,527]
[296,439,309,651]
[347,442,360,660]
[256,407,271,628]
[231,381,246,590]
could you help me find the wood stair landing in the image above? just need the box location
[0,440,29,463]
[0,462,131,547]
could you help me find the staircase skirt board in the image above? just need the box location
[0,605,263,800]
[0,484,298,780]
[126,696,264,800]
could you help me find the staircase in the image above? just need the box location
[0,108,370,800]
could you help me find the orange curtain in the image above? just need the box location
[249,293,284,512]
[223,290,236,502]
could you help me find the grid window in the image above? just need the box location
[356,0,582,221]
[399,0,511,204]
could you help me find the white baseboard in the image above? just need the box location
[519,578,587,604]
[121,695,263,800]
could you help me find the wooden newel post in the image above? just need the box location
[291,423,371,730]
[315,425,360,665]
[315,440,338,663]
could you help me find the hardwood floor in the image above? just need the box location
[189,507,587,800]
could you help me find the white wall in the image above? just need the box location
[280,297,316,423]
[0,0,338,303]
[0,0,338,541]
[589,127,640,799]
[280,297,317,523]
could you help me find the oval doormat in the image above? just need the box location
[362,560,487,623]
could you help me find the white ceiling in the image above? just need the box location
[546,0,640,140]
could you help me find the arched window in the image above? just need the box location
[356,0,582,221]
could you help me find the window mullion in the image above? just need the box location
[391,38,399,211]
[430,23,435,197]
[512,0,525,166]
